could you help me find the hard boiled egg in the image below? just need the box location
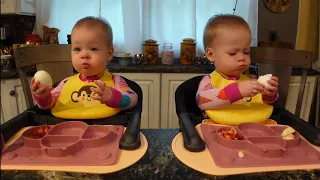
[34,70,53,87]
[257,74,272,88]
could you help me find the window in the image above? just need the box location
[35,0,257,57]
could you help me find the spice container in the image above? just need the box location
[161,43,174,65]
[116,52,131,66]
[143,39,159,65]
[180,38,196,65]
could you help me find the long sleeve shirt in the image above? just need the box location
[196,75,278,113]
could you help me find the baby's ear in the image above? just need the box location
[206,47,214,63]
[106,47,114,61]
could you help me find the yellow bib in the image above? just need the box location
[204,71,273,125]
[51,71,120,119]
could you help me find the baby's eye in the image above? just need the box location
[91,47,98,51]
[244,52,250,55]
[229,53,236,56]
[73,47,81,52]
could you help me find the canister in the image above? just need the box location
[180,38,196,65]
[143,39,159,65]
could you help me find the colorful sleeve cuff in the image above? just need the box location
[262,93,279,104]
[105,88,122,108]
[224,83,243,103]
[33,93,53,108]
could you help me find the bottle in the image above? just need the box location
[161,43,174,65]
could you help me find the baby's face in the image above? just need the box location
[71,27,113,77]
[207,27,251,77]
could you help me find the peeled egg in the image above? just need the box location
[34,70,53,87]
[257,74,272,88]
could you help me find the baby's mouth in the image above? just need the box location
[81,63,91,69]
[237,64,247,69]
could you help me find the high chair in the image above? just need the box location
[1,44,143,151]
[175,47,320,152]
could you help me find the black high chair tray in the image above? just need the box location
[0,111,148,174]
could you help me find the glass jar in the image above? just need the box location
[161,43,174,65]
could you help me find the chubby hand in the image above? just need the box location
[238,80,264,98]
[91,80,112,104]
[31,77,53,98]
[262,76,278,97]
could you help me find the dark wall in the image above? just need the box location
[258,0,300,45]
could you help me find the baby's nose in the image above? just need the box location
[81,51,90,59]
[237,54,245,61]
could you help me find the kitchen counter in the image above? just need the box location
[1,129,319,180]
[1,62,320,80]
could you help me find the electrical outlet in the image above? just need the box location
[269,31,277,42]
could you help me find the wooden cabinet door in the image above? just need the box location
[115,73,161,129]
[285,76,317,121]
[1,79,27,122]
[161,73,206,128]
[19,0,36,15]
[1,0,15,14]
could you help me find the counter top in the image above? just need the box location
[1,62,320,80]
[1,129,319,180]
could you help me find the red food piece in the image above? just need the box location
[218,128,241,140]
[33,127,44,137]
[42,125,51,134]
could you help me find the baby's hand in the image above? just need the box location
[238,80,264,98]
[262,76,278,97]
[91,80,112,104]
[31,77,53,98]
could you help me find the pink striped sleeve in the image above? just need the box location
[196,75,243,110]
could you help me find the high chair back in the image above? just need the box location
[249,47,313,118]
[13,44,73,109]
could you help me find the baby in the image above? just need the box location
[30,16,138,119]
[196,14,279,125]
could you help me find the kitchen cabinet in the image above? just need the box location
[285,76,317,121]
[1,78,29,124]
[115,73,161,129]
[1,0,36,15]
[160,73,205,128]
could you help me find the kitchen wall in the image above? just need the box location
[258,0,300,45]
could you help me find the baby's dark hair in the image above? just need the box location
[203,14,250,50]
[72,16,113,47]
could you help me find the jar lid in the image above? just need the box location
[182,38,196,44]
[1,55,12,60]
[144,39,158,45]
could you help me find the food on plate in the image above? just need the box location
[238,150,245,158]
[218,128,241,140]
[257,74,272,88]
[34,70,53,87]
[281,127,295,140]
[27,125,51,139]
[261,119,277,125]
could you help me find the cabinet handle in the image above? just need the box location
[9,90,16,96]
